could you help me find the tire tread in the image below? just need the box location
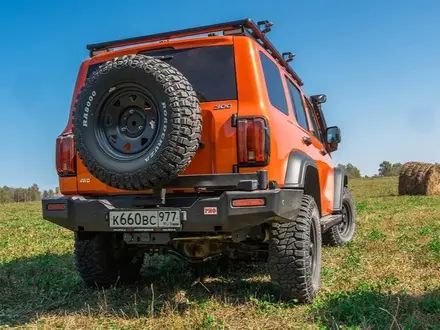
[269,194,322,303]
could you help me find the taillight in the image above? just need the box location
[56,134,76,176]
[237,117,269,166]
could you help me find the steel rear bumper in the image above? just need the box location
[42,171,304,233]
[42,189,303,233]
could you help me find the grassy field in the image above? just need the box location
[0,177,439,329]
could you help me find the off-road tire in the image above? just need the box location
[72,54,202,190]
[268,194,322,303]
[74,233,144,287]
[323,187,357,246]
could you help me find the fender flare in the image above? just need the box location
[333,166,347,212]
[284,151,318,188]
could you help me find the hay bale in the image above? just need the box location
[398,161,440,195]
[398,162,418,195]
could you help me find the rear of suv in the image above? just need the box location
[43,19,357,303]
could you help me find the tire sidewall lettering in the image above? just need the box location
[82,90,96,127]
[144,101,168,164]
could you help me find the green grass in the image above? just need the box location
[0,176,439,329]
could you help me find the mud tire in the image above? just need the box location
[268,194,322,303]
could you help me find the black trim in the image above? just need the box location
[42,187,304,234]
[58,173,77,178]
[284,151,318,188]
[333,167,346,212]
[320,214,343,232]
[86,18,303,86]
[257,170,268,189]
[231,113,238,127]
[163,171,267,190]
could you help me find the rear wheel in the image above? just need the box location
[74,233,144,287]
[268,194,322,303]
[323,187,357,246]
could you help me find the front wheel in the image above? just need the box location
[268,194,322,303]
[323,187,357,246]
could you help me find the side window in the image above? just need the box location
[304,99,324,143]
[259,52,289,115]
[285,78,308,130]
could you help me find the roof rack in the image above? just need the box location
[86,18,303,86]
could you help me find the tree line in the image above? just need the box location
[0,185,60,204]
[0,160,415,203]
[338,161,404,179]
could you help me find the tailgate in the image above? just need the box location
[138,45,239,175]
[75,43,239,194]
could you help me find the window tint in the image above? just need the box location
[259,52,289,115]
[285,78,308,130]
[305,100,323,142]
[83,46,238,102]
[141,45,237,102]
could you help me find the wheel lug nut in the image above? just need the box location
[129,109,134,114]
[138,126,143,130]
[121,127,127,132]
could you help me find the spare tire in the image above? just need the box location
[72,54,202,190]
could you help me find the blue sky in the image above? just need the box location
[0,0,439,189]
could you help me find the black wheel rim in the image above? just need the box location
[338,200,352,236]
[309,219,319,282]
[95,83,160,160]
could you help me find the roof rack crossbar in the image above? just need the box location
[86,19,248,52]
[86,18,303,85]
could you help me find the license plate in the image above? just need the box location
[108,209,181,230]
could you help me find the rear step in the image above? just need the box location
[320,214,343,232]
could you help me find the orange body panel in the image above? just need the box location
[59,34,336,216]
[232,37,335,215]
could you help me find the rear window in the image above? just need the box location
[87,45,237,102]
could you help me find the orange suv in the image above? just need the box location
[42,19,357,303]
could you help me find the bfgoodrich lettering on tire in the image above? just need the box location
[268,194,322,303]
[72,54,202,190]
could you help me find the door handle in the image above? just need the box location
[302,136,312,146]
